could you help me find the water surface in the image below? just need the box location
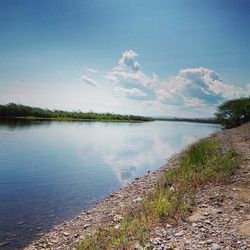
[0,120,221,248]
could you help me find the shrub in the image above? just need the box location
[215,97,250,128]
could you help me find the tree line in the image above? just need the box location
[1,97,249,126]
[0,103,153,122]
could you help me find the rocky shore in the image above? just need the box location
[25,123,250,250]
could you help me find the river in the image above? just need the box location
[0,119,221,249]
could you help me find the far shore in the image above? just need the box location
[0,116,218,124]
[1,116,150,123]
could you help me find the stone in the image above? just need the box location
[133,197,142,203]
[63,232,69,237]
[207,239,213,245]
[211,243,222,250]
[150,237,162,245]
[83,224,90,229]
[113,214,123,222]
[175,230,185,237]
[201,204,208,208]
[134,242,144,250]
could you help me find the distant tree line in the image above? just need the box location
[155,117,215,124]
[0,103,153,122]
[215,97,250,128]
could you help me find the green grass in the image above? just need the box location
[78,136,240,250]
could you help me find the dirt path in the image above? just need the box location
[25,123,250,250]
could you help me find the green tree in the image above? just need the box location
[215,97,250,128]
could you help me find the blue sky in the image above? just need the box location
[0,0,250,117]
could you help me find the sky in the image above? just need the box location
[0,0,250,117]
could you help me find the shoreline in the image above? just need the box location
[0,116,218,124]
[0,116,152,123]
[25,147,183,249]
[25,123,250,249]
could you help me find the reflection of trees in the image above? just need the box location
[0,118,51,131]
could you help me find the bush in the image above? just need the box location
[215,97,250,128]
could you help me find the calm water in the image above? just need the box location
[0,119,221,249]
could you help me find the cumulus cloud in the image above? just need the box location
[114,87,148,97]
[118,50,140,71]
[80,75,98,86]
[106,50,158,88]
[85,50,249,116]
[156,67,250,107]
[85,68,98,73]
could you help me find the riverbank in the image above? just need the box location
[8,116,151,123]
[25,123,250,250]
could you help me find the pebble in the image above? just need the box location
[134,242,144,250]
[201,204,208,208]
[211,243,222,250]
[175,230,185,237]
[207,239,213,245]
[150,237,162,245]
[133,197,142,202]
[63,232,69,237]
[83,224,90,229]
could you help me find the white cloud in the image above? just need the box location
[107,70,158,88]
[156,67,250,106]
[114,87,148,97]
[183,96,205,107]
[106,50,158,88]
[118,50,140,71]
[82,50,250,116]
[180,67,250,99]
[80,75,98,86]
[85,68,98,73]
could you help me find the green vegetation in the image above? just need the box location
[156,117,216,124]
[0,103,153,122]
[215,97,250,128]
[78,136,240,249]
[0,103,220,124]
